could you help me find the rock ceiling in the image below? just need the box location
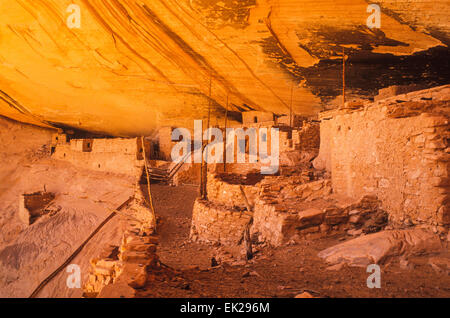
[0,0,449,136]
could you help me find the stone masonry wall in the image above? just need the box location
[314,85,450,227]
[190,199,252,246]
[84,186,159,298]
[206,173,260,209]
[242,111,274,124]
[53,137,144,178]
[293,122,320,152]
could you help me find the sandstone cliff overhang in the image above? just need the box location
[0,0,448,136]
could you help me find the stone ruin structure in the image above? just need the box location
[52,84,444,261]
[1,84,448,298]
[18,191,56,225]
[1,0,449,299]
[51,134,147,178]
[314,85,450,229]
[190,84,449,257]
[146,110,319,186]
[42,133,163,297]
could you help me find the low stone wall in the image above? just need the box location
[206,169,327,211]
[84,232,159,298]
[252,194,388,246]
[262,178,332,202]
[172,163,201,186]
[210,162,263,176]
[83,249,122,297]
[206,173,260,209]
[190,199,252,246]
[197,171,335,247]
[314,85,450,228]
[84,185,158,298]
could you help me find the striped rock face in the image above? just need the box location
[0,0,448,136]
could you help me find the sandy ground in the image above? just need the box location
[137,184,450,298]
[0,117,135,297]
[0,159,135,298]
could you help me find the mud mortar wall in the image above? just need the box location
[315,87,450,227]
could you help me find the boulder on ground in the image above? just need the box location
[97,279,136,298]
[318,228,443,267]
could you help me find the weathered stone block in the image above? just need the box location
[297,208,325,229]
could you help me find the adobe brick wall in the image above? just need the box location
[314,86,450,227]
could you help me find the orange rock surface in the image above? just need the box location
[0,0,448,135]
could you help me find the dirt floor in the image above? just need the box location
[136,184,450,298]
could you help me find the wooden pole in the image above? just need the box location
[199,118,204,198]
[141,137,157,231]
[201,75,212,200]
[239,185,253,260]
[342,48,346,109]
[207,75,212,132]
[223,94,229,172]
[289,81,294,127]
